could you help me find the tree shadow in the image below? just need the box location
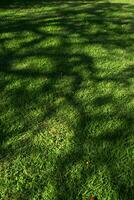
[0,0,134,199]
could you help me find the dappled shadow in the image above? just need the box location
[0,0,134,199]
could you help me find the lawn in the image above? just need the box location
[0,0,134,199]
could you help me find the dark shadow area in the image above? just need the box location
[0,0,95,9]
[0,0,134,199]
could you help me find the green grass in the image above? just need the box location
[0,0,134,199]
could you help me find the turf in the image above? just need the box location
[0,0,134,199]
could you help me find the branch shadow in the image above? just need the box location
[0,0,134,199]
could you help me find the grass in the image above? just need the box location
[0,0,134,199]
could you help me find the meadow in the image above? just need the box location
[0,0,134,199]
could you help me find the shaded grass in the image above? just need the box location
[0,0,134,199]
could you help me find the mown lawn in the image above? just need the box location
[0,0,134,199]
